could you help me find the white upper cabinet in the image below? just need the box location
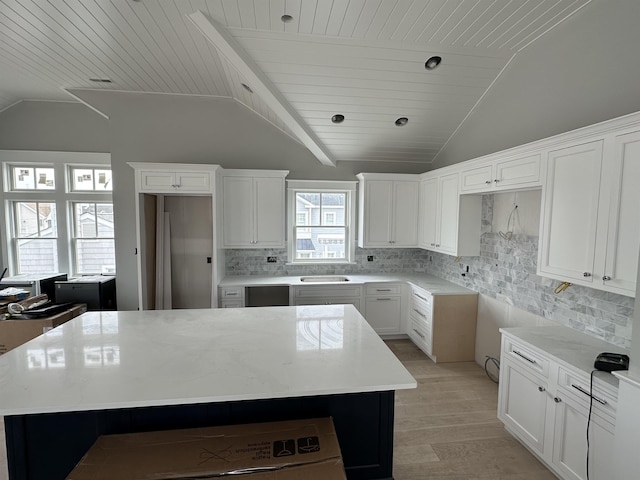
[357,174,419,248]
[222,170,288,248]
[419,171,481,257]
[460,153,541,193]
[130,163,215,194]
[538,131,640,297]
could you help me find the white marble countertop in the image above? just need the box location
[500,326,630,387]
[0,305,416,416]
[219,273,476,295]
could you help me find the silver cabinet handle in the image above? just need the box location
[583,272,592,277]
[554,397,562,403]
[512,350,537,364]
[538,386,546,392]
[571,384,608,405]
[602,275,612,281]
[413,308,427,319]
[414,293,428,302]
[494,179,500,183]
[412,328,425,340]
[376,298,392,301]
[226,292,238,296]
[375,289,392,292]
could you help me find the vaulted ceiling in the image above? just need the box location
[0,0,593,167]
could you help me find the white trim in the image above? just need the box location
[287,180,357,191]
[187,11,336,167]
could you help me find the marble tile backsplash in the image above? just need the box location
[225,196,634,348]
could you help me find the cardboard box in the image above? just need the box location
[0,304,87,355]
[67,417,346,480]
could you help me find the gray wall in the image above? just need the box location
[0,100,109,153]
[433,0,640,168]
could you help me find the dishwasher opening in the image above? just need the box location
[245,286,290,307]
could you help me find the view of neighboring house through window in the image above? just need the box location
[72,203,115,275]
[13,201,58,273]
[1,156,114,276]
[288,180,356,263]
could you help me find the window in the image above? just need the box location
[72,202,115,275]
[69,167,112,191]
[287,180,356,263]
[9,165,55,190]
[1,151,113,276]
[12,202,59,273]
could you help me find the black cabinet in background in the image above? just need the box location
[55,276,116,311]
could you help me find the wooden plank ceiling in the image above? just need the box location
[0,0,592,166]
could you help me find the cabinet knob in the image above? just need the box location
[553,397,562,403]
[583,272,592,277]
[602,275,612,281]
[538,386,545,392]
[485,180,492,185]
[435,244,440,247]
[494,179,500,183]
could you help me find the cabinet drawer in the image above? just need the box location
[503,338,549,378]
[220,287,244,299]
[365,283,402,296]
[410,287,432,305]
[220,299,244,308]
[410,317,432,354]
[557,367,617,420]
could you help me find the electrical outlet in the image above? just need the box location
[367,255,374,262]
[267,256,277,263]
[429,255,433,262]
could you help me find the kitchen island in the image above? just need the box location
[0,305,416,480]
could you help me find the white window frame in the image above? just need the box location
[287,180,357,265]
[0,151,112,276]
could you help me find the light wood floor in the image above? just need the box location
[0,340,555,480]
[387,339,556,480]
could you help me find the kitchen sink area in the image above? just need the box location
[299,276,350,283]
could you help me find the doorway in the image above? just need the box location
[141,194,213,309]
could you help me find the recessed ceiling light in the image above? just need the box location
[89,78,112,83]
[331,114,345,124]
[241,83,253,93]
[425,56,442,70]
[395,117,408,126]
[281,14,293,23]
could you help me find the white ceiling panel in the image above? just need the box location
[0,0,592,166]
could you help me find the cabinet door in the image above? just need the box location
[364,296,402,335]
[222,176,254,247]
[498,359,548,456]
[460,164,493,192]
[254,177,285,247]
[363,181,393,246]
[175,172,211,192]
[139,171,176,192]
[419,178,438,249]
[552,392,615,480]
[494,153,541,190]
[538,141,603,283]
[602,130,640,295]
[391,181,419,246]
[437,173,460,255]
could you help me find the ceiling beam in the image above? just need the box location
[187,11,335,167]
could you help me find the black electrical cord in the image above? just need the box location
[484,356,500,383]
[586,369,596,480]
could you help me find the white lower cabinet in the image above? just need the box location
[363,283,404,335]
[407,285,477,362]
[499,357,548,456]
[292,285,363,312]
[498,332,618,480]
